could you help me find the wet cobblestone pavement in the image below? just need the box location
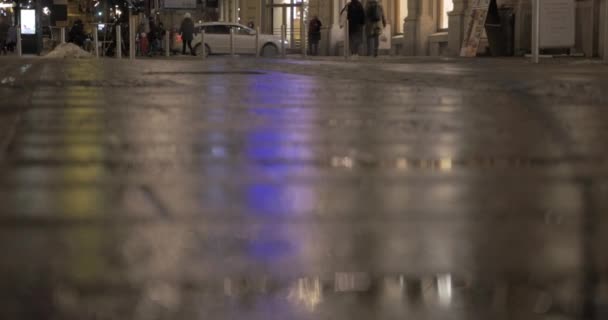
[1,57,608,320]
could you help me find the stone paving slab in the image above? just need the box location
[0,57,607,320]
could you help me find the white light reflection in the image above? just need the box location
[331,156,353,168]
[437,274,452,307]
[288,277,322,311]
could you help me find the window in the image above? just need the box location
[439,0,453,30]
[234,26,253,35]
[204,25,230,34]
[394,0,408,34]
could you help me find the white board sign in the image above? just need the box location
[20,9,36,35]
[163,0,196,9]
[540,0,575,48]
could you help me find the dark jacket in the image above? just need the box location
[365,1,387,36]
[0,21,9,42]
[180,18,195,41]
[345,0,365,33]
[68,21,86,47]
[308,18,322,42]
[149,21,158,41]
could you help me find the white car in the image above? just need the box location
[172,22,287,57]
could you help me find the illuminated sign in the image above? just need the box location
[0,2,16,8]
[20,9,36,34]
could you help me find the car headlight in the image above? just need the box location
[282,40,289,44]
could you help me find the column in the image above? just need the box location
[233,0,239,23]
[329,0,343,55]
[447,0,469,56]
[402,0,420,55]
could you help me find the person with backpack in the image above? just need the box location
[148,17,160,56]
[180,12,196,56]
[365,0,386,57]
[308,16,322,56]
[341,0,365,56]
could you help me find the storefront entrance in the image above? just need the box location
[264,0,305,51]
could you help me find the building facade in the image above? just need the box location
[182,0,607,58]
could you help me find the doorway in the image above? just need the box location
[265,0,305,51]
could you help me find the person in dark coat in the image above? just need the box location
[308,16,322,56]
[0,17,9,55]
[68,19,86,47]
[341,0,365,56]
[180,12,196,56]
[148,17,159,56]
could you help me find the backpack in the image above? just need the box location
[367,3,381,23]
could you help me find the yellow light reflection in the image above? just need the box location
[439,158,452,171]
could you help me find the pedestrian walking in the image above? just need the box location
[0,17,9,55]
[180,12,196,56]
[158,22,166,53]
[365,0,386,57]
[137,20,149,56]
[308,16,322,56]
[6,25,16,52]
[148,17,159,56]
[341,0,365,56]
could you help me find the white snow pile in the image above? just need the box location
[45,43,92,59]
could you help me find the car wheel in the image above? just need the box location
[261,44,279,57]
[195,44,209,57]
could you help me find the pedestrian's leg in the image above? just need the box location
[366,36,373,56]
[188,40,195,55]
[374,35,379,57]
[182,41,186,55]
[351,33,359,55]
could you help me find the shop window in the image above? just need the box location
[439,0,453,30]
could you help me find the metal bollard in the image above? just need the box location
[531,0,540,64]
[16,27,22,57]
[93,26,99,58]
[344,20,349,60]
[281,25,286,58]
[230,27,235,56]
[129,16,136,59]
[255,27,260,58]
[60,27,66,44]
[165,32,170,57]
[116,25,122,59]
[201,29,206,60]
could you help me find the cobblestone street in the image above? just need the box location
[1,56,608,319]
